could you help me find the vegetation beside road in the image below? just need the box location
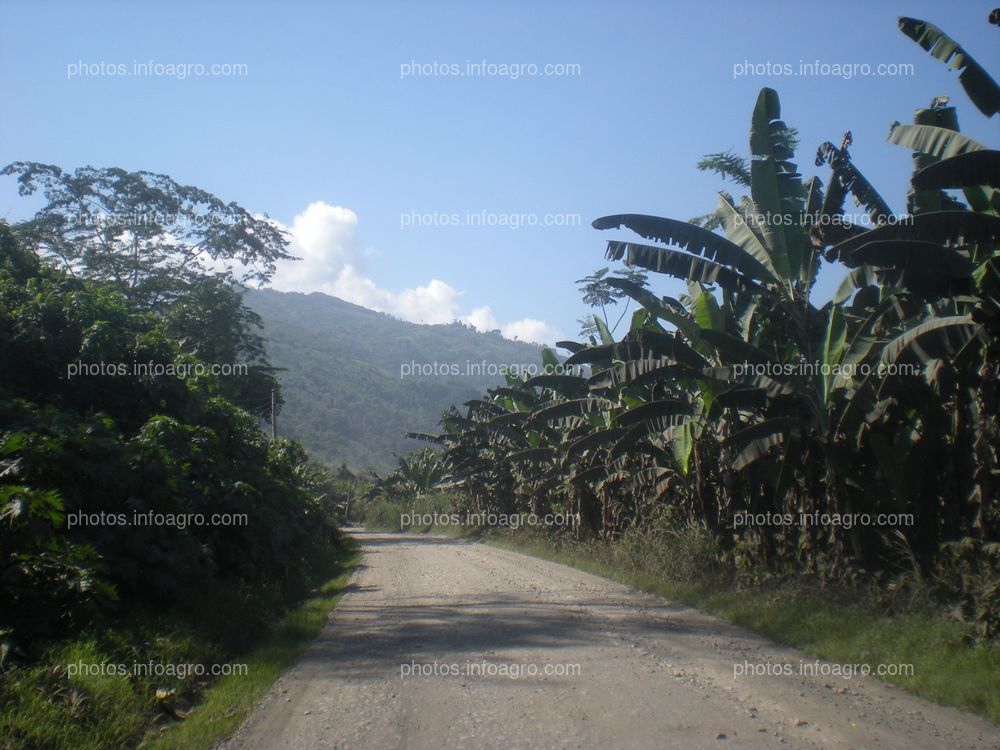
[359,494,1000,724]
[381,13,1000,659]
[486,526,1000,724]
[0,542,359,750]
[0,172,354,749]
[358,12,1000,730]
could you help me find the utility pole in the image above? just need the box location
[270,388,277,439]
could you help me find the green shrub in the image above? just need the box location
[363,500,403,531]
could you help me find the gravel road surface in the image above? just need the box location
[221,530,1000,749]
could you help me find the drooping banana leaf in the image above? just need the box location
[898,17,1000,117]
[614,399,694,428]
[816,136,894,229]
[604,276,686,314]
[565,331,707,369]
[505,447,557,464]
[830,212,1000,263]
[530,398,614,424]
[722,417,808,471]
[715,196,782,283]
[698,329,772,366]
[879,315,977,365]
[593,213,772,282]
[556,340,587,353]
[888,124,987,159]
[523,373,589,395]
[564,426,628,459]
[587,359,701,391]
[405,432,447,444]
[604,240,759,291]
[912,150,1000,190]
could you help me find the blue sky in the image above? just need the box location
[1,0,997,345]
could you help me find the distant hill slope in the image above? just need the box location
[245,288,546,470]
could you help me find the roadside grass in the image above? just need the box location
[485,532,1000,725]
[142,543,359,749]
[362,494,479,537]
[0,540,360,750]
[365,519,478,537]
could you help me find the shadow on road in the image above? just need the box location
[298,530,703,683]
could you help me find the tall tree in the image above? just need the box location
[1,162,293,309]
[1,162,293,421]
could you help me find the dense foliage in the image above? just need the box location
[404,17,1000,637]
[0,224,340,664]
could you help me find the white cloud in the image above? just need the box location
[463,307,559,346]
[462,305,499,332]
[501,318,560,346]
[392,279,463,325]
[273,202,359,291]
[268,201,558,343]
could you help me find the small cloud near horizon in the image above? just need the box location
[267,201,560,346]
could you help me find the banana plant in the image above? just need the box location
[409,20,999,580]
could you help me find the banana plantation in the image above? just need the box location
[400,18,1000,633]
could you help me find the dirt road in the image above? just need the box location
[222,531,1000,749]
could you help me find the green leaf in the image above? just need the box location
[540,347,561,371]
[672,421,693,477]
[748,87,798,279]
[833,266,879,303]
[692,288,725,332]
[698,329,772,366]
[834,238,974,296]
[820,305,847,403]
[716,196,781,284]
[406,432,447,444]
[594,316,615,345]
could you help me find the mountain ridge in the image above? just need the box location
[245,287,547,470]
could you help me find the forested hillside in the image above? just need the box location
[246,288,545,469]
